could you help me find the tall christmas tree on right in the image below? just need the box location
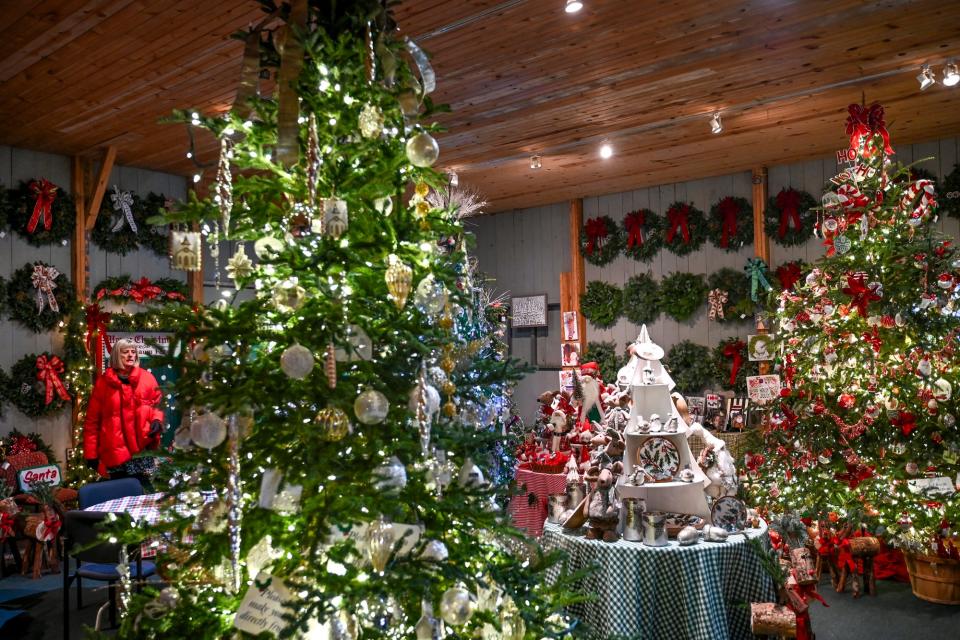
[755,102,960,558]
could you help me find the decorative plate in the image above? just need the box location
[636,436,680,482]
[711,496,748,533]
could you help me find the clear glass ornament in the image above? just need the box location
[373,455,407,490]
[272,278,306,312]
[439,586,475,626]
[405,131,439,167]
[280,344,315,379]
[413,274,448,316]
[415,600,441,640]
[385,254,413,309]
[364,517,394,573]
[190,412,226,449]
[354,389,389,424]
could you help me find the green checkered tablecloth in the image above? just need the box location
[542,521,776,640]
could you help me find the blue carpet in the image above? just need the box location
[0,608,25,627]
[0,568,67,603]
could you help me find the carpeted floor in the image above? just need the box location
[2,571,958,638]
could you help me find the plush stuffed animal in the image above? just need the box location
[583,461,624,542]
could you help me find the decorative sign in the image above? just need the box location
[561,342,581,367]
[562,310,579,341]
[746,374,781,406]
[170,230,202,271]
[510,294,548,328]
[105,332,173,359]
[907,476,955,496]
[747,334,774,361]
[559,370,575,392]
[18,464,62,491]
[233,572,296,636]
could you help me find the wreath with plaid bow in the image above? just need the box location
[5,353,71,417]
[6,262,75,332]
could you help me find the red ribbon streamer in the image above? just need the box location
[584,217,608,256]
[841,273,881,317]
[85,303,113,377]
[35,355,70,405]
[776,262,803,291]
[666,204,691,244]
[716,197,740,248]
[723,340,745,386]
[624,210,645,248]
[27,179,57,233]
[776,189,802,238]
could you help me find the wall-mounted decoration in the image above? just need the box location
[510,293,548,328]
[708,196,753,251]
[562,310,579,342]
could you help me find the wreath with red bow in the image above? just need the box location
[621,209,663,263]
[662,201,707,256]
[7,262,75,333]
[5,179,76,247]
[708,196,753,251]
[712,337,756,393]
[93,275,187,304]
[773,260,807,292]
[579,215,624,266]
[5,353,71,417]
[765,188,817,247]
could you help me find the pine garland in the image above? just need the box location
[662,201,707,256]
[765,187,818,247]
[621,209,663,262]
[665,340,714,393]
[579,214,624,266]
[6,262,75,332]
[6,180,75,247]
[91,189,146,255]
[708,196,753,251]
[622,273,660,325]
[707,268,753,322]
[581,280,623,329]
[92,274,187,303]
[586,341,627,383]
[658,272,707,321]
[5,353,71,418]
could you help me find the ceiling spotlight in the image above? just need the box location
[917,65,936,90]
[530,154,542,170]
[943,62,960,87]
[599,142,613,159]
[710,112,723,134]
[565,0,583,13]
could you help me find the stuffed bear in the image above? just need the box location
[583,461,623,542]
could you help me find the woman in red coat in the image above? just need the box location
[83,338,165,483]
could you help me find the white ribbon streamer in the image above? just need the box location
[110,186,138,232]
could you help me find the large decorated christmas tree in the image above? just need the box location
[752,102,960,558]
[110,2,579,637]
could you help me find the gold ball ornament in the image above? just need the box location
[438,313,454,330]
[315,407,350,441]
[405,132,439,167]
[442,400,457,418]
[415,182,430,198]
[280,344,315,379]
[385,254,413,309]
[440,355,455,373]
[442,380,456,396]
[358,103,384,139]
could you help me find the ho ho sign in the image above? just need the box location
[17,464,62,492]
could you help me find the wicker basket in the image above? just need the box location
[687,429,752,462]
[904,552,960,605]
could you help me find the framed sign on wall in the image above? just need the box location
[510,293,548,328]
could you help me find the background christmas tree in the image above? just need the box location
[749,103,960,557]
[109,2,582,637]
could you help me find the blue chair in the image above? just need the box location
[62,510,155,639]
[77,477,144,509]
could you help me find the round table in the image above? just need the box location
[542,520,776,640]
[509,468,568,537]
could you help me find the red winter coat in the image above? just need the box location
[83,367,164,473]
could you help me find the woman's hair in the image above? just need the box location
[110,338,139,370]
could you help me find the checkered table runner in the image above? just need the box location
[85,492,206,558]
[509,468,569,537]
[542,521,776,640]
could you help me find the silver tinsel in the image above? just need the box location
[215,136,234,236]
[227,414,242,593]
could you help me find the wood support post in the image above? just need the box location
[752,167,769,264]
[85,146,116,231]
[71,157,89,303]
[568,198,586,352]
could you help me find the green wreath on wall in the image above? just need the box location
[658,272,707,321]
[580,215,624,266]
[712,337,756,394]
[622,273,660,325]
[586,341,628,383]
[581,280,623,329]
[140,192,173,257]
[4,353,72,418]
[6,262,75,333]
[707,268,753,322]
[91,188,147,256]
[661,201,707,256]
[622,209,663,263]
[665,340,714,393]
[765,187,817,247]
[707,196,753,252]
[6,179,76,247]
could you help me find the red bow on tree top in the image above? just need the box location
[666,204,691,244]
[845,103,894,156]
[624,210,645,248]
[583,217,608,255]
[841,274,881,317]
[27,178,58,233]
[776,189,802,238]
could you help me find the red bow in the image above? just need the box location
[624,210,645,248]
[722,340,745,386]
[892,411,917,436]
[786,569,828,640]
[584,217,608,256]
[130,277,163,303]
[834,462,874,490]
[776,189,802,238]
[40,514,62,542]
[866,103,894,155]
[841,274,880,317]
[776,262,802,291]
[36,355,70,405]
[845,103,894,156]
[862,327,882,353]
[666,204,691,244]
[0,512,15,541]
[27,178,58,233]
[780,403,799,430]
[85,303,113,377]
[716,197,740,248]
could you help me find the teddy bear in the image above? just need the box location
[583,461,624,542]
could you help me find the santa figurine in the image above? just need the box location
[574,361,605,426]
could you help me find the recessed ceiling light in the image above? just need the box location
[943,62,959,87]
[599,142,613,159]
[565,1,583,14]
[530,155,542,169]
[710,112,723,134]
[917,65,936,90]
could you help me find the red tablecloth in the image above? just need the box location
[509,468,568,537]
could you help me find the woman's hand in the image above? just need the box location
[147,420,163,448]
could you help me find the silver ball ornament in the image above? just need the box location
[439,586,475,626]
[280,344,315,379]
[405,132,439,167]
[413,274,448,316]
[189,412,227,449]
[354,389,389,424]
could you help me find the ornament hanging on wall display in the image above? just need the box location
[190,412,227,449]
[322,197,349,239]
[314,407,350,441]
[413,274,448,316]
[280,344,315,379]
[355,389,389,424]
[170,229,203,271]
[439,586,475,626]
[385,254,413,309]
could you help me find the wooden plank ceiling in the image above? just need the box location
[0,0,959,213]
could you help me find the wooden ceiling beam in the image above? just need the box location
[84,145,116,231]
